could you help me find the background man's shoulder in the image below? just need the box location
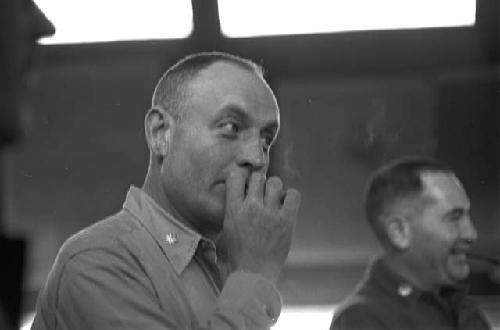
[331,292,387,330]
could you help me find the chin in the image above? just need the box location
[456,269,470,281]
[201,198,225,233]
[447,266,470,283]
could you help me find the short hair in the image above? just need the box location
[151,51,265,120]
[364,156,453,244]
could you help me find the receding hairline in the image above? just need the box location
[418,170,465,207]
[372,168,455,218]
[385,171,446,214]
[151,52,267,112]
[180,60,270,95]
[363,156,455,246]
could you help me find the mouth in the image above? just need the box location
[216,178,250,195]
[449,247,471,263]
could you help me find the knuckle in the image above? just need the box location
[266,177,283,190]
[251,171,264,180]
[256,172,267,184]
[228,171,237,181]
[245,198,262,212]
[227,171,240,186]
[287,188,301,202]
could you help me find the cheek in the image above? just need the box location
[183,143,235,185]
[173,125,239,187]
[412,228,449,260]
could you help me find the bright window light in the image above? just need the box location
[272,305,336,330]
[20,311,35,330]
[36,0,193,44]
[219,0,476,37]
[21,306,336,329]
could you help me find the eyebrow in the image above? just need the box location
[262,121,279,137]
[217,104,249,122]
[444,208,466,219]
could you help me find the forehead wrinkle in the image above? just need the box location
[180,61,279,125]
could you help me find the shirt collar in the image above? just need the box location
[368,258,468,307]
[367,258,417,302]
[123,185,212,275]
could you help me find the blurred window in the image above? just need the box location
[218,0,476,38]
[36,0,193,44]
[272,305,336,330]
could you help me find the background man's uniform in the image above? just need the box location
[330,157,492,330]
[331,258,490,330]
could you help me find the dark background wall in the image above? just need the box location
[3,0,499,312]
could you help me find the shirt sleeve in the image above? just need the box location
[209,271,282,329]
[34,246,282,330]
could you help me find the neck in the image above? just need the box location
[382,253,439,293]
[142,165,221,242]
[143,166,167,209]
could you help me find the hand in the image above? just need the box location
[220,168,301,283]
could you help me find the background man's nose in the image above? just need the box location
[461,217,478,244]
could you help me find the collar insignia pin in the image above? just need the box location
[166,233,178,246]
[398,284,412,297]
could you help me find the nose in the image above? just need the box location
[32,2,56,40]
[237,136,267,173]
[461,216,478,244]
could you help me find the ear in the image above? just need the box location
[145,107,173,159]
[386,216,411,250]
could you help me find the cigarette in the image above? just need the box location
[467,252,500,266]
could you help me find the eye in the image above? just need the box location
[218,121,240,135]
[262,135,274,152]
[445,209,465,223]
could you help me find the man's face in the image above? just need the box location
[160,62,280,236]
[0,0,55,144]
[407,171,477,288]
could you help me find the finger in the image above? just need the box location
[246,171,266,203]
[225,168,247,208]
[280,188,301,223]
[264,177,283,210]
[241,303,276,328]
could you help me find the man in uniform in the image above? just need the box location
[33,52,301,329]
[330,156,490,329]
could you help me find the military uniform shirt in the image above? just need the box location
[32,186,281,329]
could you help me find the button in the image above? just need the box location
[398,284,413,297]
[265,304,277,324]
[165,233,178,246]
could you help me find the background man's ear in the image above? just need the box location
[144,107,173,158]
[386,216,411,250]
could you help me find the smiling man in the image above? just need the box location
[32,52,301,329]
[330,156,490,330]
